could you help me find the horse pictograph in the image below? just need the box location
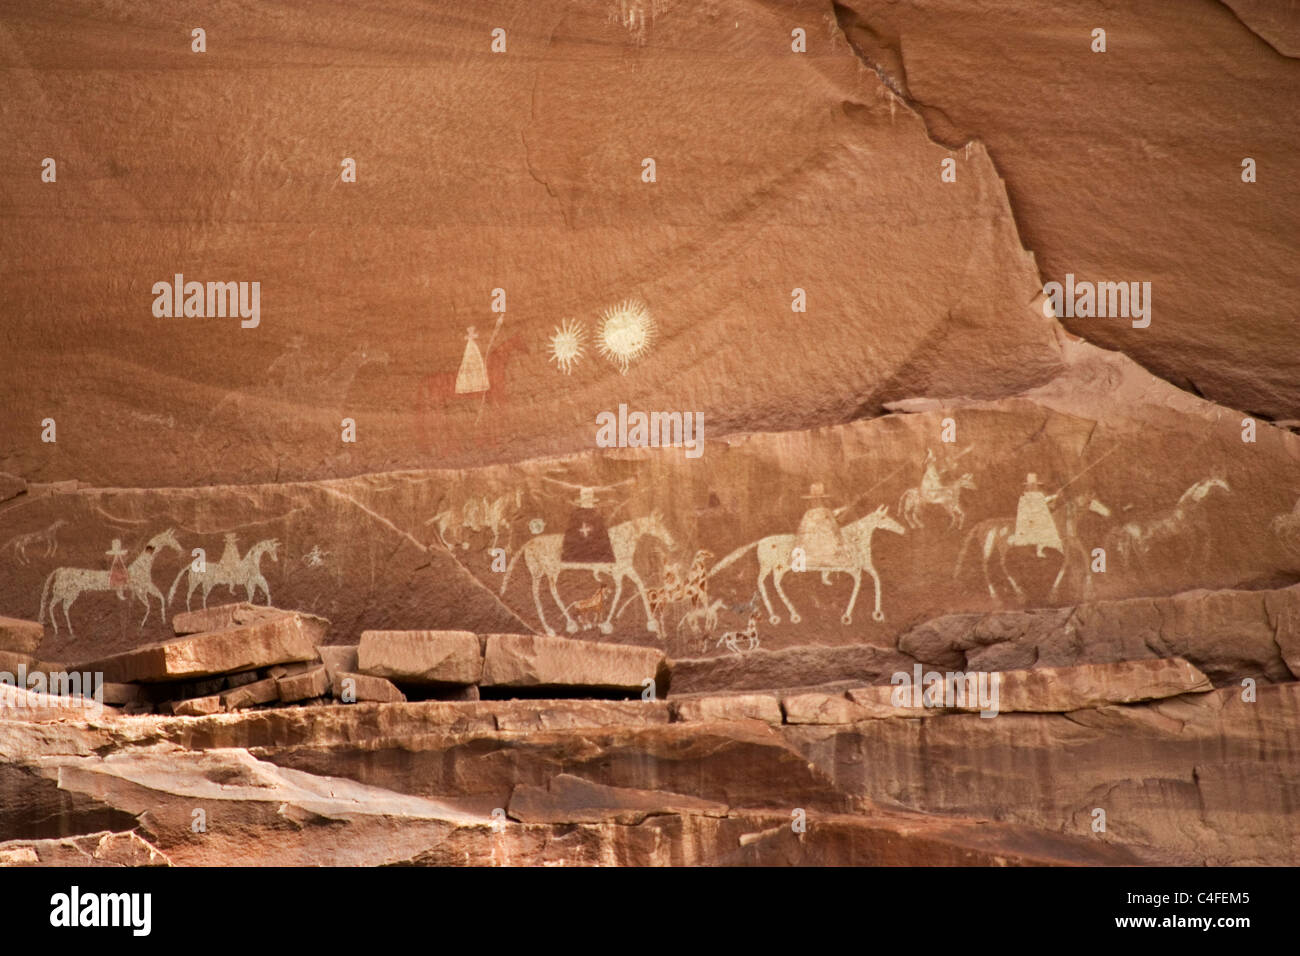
[39,529,183,637]
[707,504,906,625]
[500,512,677,635]
[427,490,521,554]
[1106,477,1230,573]
[955,491,1109,602]
[716,606,762,655]
[1,519,66,565]
[565,583,614,632]
[899,473,977,530]
[168,535,279,611]
[680,598,727,651]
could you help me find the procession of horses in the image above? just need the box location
[24,450,1234,652]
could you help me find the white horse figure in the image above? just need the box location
[168,538,279,610]
[707,504,906,625]
[39,529,183,637]
[899,473,977,529]
[500,512,677,635]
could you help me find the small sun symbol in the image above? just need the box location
[597,299,655,374]
[548,319,586,375]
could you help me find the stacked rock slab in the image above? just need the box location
[481,634,667,695]
[172,602,330,644]
[57,604,340,713]
[77,612,321,683]
[330,671,407,704]
[276,666,330,703]
[357,630,482,685]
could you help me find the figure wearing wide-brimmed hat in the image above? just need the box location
[106,539,128,599]
[1008,473,1062,557]
[795,483,852,567]
[542,477,635,564]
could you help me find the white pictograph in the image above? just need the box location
[39,529,183,637]
[167,533,279,610]
[501,513,677,635]
[708,502,906,625]
[1,519,66,565]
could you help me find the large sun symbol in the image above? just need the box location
[597,299,655,374]
[548,319,586,375]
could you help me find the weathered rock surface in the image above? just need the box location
[77,613,321,683]
[835,0,1300,419]
[0,682,112,722]
[331,672,407,704]
[796,659,1213,722]
[0,650,39,676]
[316,645,359,680]
[221,677,281,711]
[508,773,728,825]
[899,586,1300,685]
[0,678,1285,865]
[174,603,329,643]
[276,666,330,704]
[669,644,916,696]
[782,692,874,726]
[482,634,665,694]
[0,830,171,867]
[786,683,1300,866]
[670,693,784,726]
[989,658,1212,713]
[172,696,223,717]
[357,630,482,685]
[0,617,43,656]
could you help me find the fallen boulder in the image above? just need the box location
[481,634,665,694]
[172,603,329,644]
[357,630,482,685]
[172,695,223,717]
[331,672,406,704]
[76,613,320,683]
[671,693,783,725]
[316,646,359,681]
[221,677,280,711]
[276,666,330,703]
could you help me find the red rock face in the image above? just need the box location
[0,0,1297,868]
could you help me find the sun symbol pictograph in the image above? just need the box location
[597,299,655,374]
[547,319,586,375]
